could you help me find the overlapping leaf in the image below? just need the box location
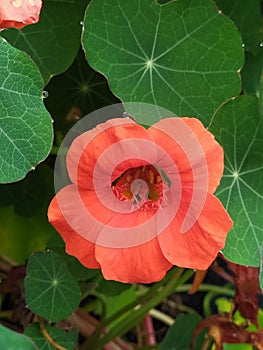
[83,0,243,124]
[210,95,263,266]
[0,39,53,183]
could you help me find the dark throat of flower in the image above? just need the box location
[112,165,164,210]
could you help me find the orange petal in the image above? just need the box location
[66,118,155,190]
[158,192,233,270]
[0,0,42,29]
[95,237,173,283]
[149,117,224,193]
[48,185,100,268]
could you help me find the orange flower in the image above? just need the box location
[0,0,42,30]
[48,117,233,283]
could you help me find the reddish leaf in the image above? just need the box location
[228,262,259,325]
[192,314,263,350]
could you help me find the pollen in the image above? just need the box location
[12,0,22,8]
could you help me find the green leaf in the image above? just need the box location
[25,324,78,350]
[25,251,80,322]
[210,95,263,266]
[214,0,262,54]
[83,0,243,124]
[2,0,89,85]
[0,324,38,350]
[0,38,53,183]
[159,314,203,350]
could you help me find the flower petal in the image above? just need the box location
[47,185,100,268]
[158,192,233,270]
[0,0,42,29]
[95,237,173,283]
[66,118,154,189]
[149,117,224,193]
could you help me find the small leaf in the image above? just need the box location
[210,95,263,266]
[2,0,89,84]
[159,314,202,350]
[25,323,78,350]
[0,324,38,350]
[83,0,243,124]
[25,251,80,322]
[0,38,53,183]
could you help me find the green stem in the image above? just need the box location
[86,268,193,350]
[175,283,234,296]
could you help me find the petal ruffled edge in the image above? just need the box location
[95,237,173,283]
[158,192,233,270]
[47,185,100,269]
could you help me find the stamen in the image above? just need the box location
[149,169,155,184]
[112,164,170,211]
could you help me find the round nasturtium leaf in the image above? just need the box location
[210,95,263,267]
[82,0,244,124]
[25,251,80,322]
[0,38,53,183]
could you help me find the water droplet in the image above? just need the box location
[80,21,84,26]
[42,90,49,99]
[260,43,263,47]
[123,111,136,121]
[242,43,245,48]
[12,0,22,8]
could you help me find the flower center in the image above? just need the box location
[112,165,164,210]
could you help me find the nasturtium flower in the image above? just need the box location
[48,117,233,283]
[0,0,42,30]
